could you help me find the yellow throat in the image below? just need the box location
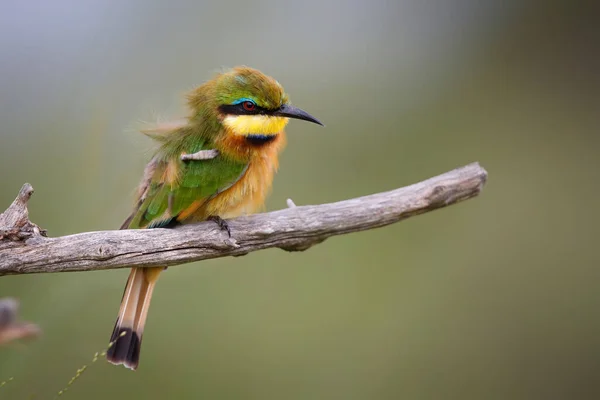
[222,115,289,136]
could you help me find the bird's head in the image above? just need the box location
[188,66,322,143]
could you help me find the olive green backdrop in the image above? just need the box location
[0,1,598,399]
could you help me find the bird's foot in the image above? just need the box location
[207,215,231,237]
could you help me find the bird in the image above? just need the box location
[106,66,323,370]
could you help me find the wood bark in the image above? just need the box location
[0,163,487,275]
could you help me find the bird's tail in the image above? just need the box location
[106,267,162,370]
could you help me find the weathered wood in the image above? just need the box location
[0,184,45,241]
[0,163,487,275]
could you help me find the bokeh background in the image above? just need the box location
[1,0,598,399]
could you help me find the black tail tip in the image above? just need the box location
[106,326,141,370]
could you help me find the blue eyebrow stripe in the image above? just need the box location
[232,97,256,105]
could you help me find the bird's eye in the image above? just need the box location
[242,101,256,111]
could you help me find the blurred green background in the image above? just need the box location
[1,0,598,399]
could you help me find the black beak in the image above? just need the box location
[272,104,324,126]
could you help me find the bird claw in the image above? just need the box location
[207,215,231,237]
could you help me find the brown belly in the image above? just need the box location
[186,154,279,222]
[185,130,286,222]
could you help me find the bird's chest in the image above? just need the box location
[203,154,278,219]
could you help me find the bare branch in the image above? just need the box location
[0,184,46,241]
[0,163,487,276]
[286,198,297,208]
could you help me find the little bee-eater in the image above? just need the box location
[106,66,323,370]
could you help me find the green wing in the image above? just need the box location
[124,143,247,229]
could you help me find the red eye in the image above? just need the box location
[242,101,256,111]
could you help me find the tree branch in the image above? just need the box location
[0,163,487,276]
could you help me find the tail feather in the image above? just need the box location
[107,267,162,370]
